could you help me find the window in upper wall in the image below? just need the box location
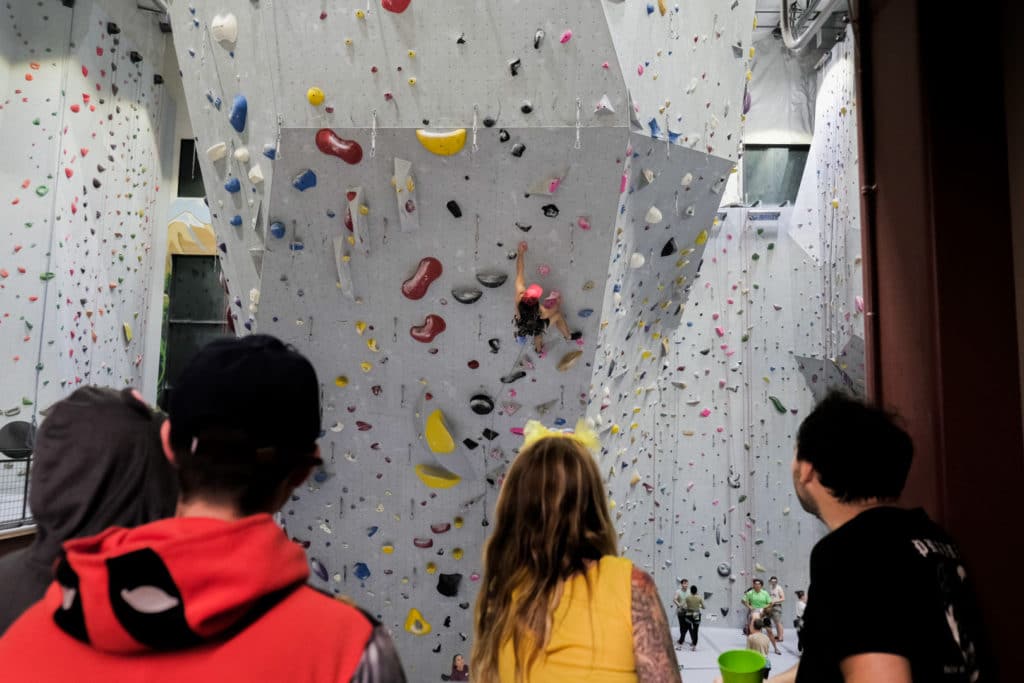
[176,139,205,198]
[742,144,810,206]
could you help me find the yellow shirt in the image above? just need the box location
[497,555,637,682]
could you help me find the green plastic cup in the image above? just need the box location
[718,649,767,683]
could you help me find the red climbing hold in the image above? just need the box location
[382,0,412,13]
[316,129,363,164]
[410,314,446,343]
[401,257,442,299]
[70,104,80,113]
[82,65,88,77]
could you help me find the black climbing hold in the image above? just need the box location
[462,438,479,450]
[511,143,525,158]
[452,287,483,304]
[106,22,120,35]
[488,338,501,353]
[501,370,526,384]
[515,222,532,232]
[520,101,533,114]
[700,348,711,355]
[153,74,164,85]
[542,204,559,218]
[475,272,508,288]
[498,129,510,143]
[534,28,545,49]
[459,602,471,609]
[482,428,499,441]
[129,51,142,64]
[482,116,496,127]
[661,238,677,257]
[432,644,442,653]
[446,200,462,218]
[92,178,101,189]
[438,573,462,597]
[444,616,452,627]
[721,607,730,617]
[456,33,466,44]
[470,394,495,415]
[509,58,521,77]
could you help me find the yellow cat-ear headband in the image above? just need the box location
[521,418,601,453]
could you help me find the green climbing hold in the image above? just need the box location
[741,334,750,342]
[35,363,43,371]
[769,396,786,414]
[21,397,33,406]
[738,495,747,503]
[32,118,40,125]
[39,272,55,281]
[35,186,49,197]
[767,242,775,250]
[751,253,760,261]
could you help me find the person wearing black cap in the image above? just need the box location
[0,386,177,635]
[0,335,407,682]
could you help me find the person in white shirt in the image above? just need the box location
[794,589,807,653]
[768,576,786,642]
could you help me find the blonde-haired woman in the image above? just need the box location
[471,421,681,683]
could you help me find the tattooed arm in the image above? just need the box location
[631,566,683,683]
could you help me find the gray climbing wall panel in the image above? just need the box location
[0,1,170,500]
[167,0,761,675]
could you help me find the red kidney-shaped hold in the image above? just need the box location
[316,129,363,164]
[410,314,446,343]
[382,0,412,13]
[402,257,443,299]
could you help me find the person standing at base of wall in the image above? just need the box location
[673,578,690,645]
[768,576,786,642]
[793,590,807,653]
[747,392,987,683]
[0,335,407,682]
[682,584,705,651]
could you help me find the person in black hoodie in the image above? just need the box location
[0,386,177,634]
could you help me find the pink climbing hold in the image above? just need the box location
[402,257,443,299]
[316,129,363,164]
[510,427,524,436]
[382,0,412,13]
[855,295,865,312]
[700,408,711,418]
[548,178,561,194]
[620,173,628,193]
[536,264,550,277]
[602,61,610,69]
[410,314,446,343]
[715,326,724,337]
[559,29,573,43]
[637,64,644,76]
[577,216,591,230]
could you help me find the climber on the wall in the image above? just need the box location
[514,241,580,354]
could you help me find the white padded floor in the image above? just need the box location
[673,626,802,683]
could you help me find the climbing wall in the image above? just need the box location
[166,0,758,675]
[594,27,863,627]
[0,2,170,492]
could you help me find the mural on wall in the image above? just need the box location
[0,3,170,523]
[160,0,874,674]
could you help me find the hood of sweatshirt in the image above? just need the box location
[48,514,308,654]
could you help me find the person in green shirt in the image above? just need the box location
[742,578,774,637]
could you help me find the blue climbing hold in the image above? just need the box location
[311,558,328,581]
[213,96,222,110]
[263,144,277,160]
[292,169,317,191]
[229,215,242,226]
[313,469,329,483]
[229,94,247,132]
[668,130,681,143]
[289,241,304,251]
[647,117,661,139]
[646,4,655,14]
[224,177,241,193]
[578,308,594,318]
[553,417,566,426]
[353,562,371,581]
[367,526,380,537]
[269,221,286,239]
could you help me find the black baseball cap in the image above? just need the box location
[169,335,321,461]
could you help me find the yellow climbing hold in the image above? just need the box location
[452,547,464,560]
[415,128,467,156]
[367,338,379,352]
[360,362,373,373]
[557,349,583,372]
[407,77,417,86]
[307,87,325,106]
[610,424,620,434]
[355,321,367,335]
[405,608,432,635]
[414,464,461,489]
[425,562,437,575]
[453,516,464,529]
[831,199,840,208]
[750,46,756,59]
[359,204,370,216]
[382,544,395,554]
[335,375,349,387]
[407,49,416,58]
[122,322,133,343]
[695,229,709,246]
[657,0,667,15]
[355,8,366,19]
[630,470,641,486]
[425,409,456,454]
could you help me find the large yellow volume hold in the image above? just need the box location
[405,608,432,635]
[415,128,467,156]
[425,409,456,453]
[414,464,461,489]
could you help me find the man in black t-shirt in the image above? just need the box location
[762,392,986,683]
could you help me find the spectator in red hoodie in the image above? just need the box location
[0,335,407,682]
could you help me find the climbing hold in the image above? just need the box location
[292,169,317,191]
[446,200,462,218]
[559,29,573,43]
[717,562,731,577]
[229,215,243,227]
[415,464,461,489]
[310,558,329,582]
[437,573,462,597]
[541,204,559,218]
[630,253,645,269]
[382,0,412,13]
[416,129,467,156]
[661,238,677,257]
[122,323,133,343]
[248,165,264,184]
[488,339,501,354]
[270,221,286,239]
[224,177,241,193]
[500,370,526,384]
[206,142,228,161]
[695,229,709,245]
[451,287,482,304]
[210,14,238,44]
[335,376,349,387]
[452,548,464,560]
[469,394,494,415]
[402,257,443,299]
[521,101,533,114]
[475,271,507,288]
[645,206,663,224]
[405,608,432,636]
[316,129,363,164]
[578,308,594,318]
[431,523,452,534]
[769,396,787,414]
[307,86,325,106]
[413,538,434,549]
[557,350,583,372]
[228,95,247,132]
[425,409,456,453]
[353,562,372,580]
[511,143,526,158]
[234,147,250,163]
[411,314,446,343]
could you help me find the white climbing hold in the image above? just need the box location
[247,164,264,184]
[681,172,693,188]
[210,14,239,44]
[629,253,646,269]
[645,206,663,224]
[595,94,615,113]
[233,147,250,163]
[206,142,228,162]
